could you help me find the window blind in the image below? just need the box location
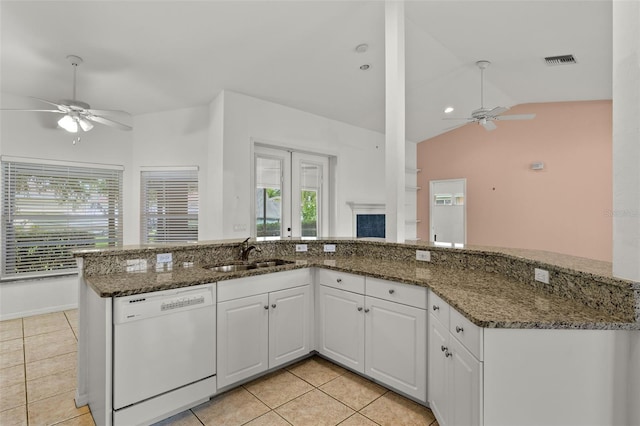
[140,169,199,244]
[1,160,123,278]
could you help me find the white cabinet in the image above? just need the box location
[217,269,312,389]
[428,290,483,426]
[365,294,427,401]
[318,284,365,372]
[317,271,427,402]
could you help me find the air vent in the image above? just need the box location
[544,54,577,66]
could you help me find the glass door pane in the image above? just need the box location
[255,156,283,238]
[292,153,329,238]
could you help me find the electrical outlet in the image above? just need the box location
[534,268,550,284]
[324,244,336,253]
[157,253,172,263]
[126,259,147,273]
[416,250,431,262]
[295,244,308,252]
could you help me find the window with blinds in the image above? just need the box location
[140,168,199,244]
[1,159,123,278]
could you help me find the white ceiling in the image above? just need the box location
[0,0,612,142]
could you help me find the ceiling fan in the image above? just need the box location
[445,60,535,131]
[1,55,132,133]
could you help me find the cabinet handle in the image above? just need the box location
[432,305,440,311]
[336,278,342,283]
[271,304,277,309]
[445,350,453,358]
[441,345,447,352]
[388,289,395,294]
[456,326,464,333]
[264,305,269,310]
[364,308,370,313]
[357,307,363,311]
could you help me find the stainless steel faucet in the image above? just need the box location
[239,237,260,261]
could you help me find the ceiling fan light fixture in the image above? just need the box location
[78,117,93,132]
[444,106,454,114]
[58,114,78,133]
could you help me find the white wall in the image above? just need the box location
[216,90,388,239]
[0,93,133,319]
[130,105,210,244]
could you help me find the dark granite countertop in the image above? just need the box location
[82,255,637,331]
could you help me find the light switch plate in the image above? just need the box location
[534,268,550,284]
[157,253,172,263]
[416,250,431,262]
[324,244,336,253]
[295,244,308,252]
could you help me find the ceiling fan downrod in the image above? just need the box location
[476,60,490,110]
[67,55,83,101]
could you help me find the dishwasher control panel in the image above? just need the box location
[114,283,215,324]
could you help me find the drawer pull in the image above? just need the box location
[441,345,447,352]
[336,278,343,283]
[357,307,363,312]
[388,289,395,294]
[271,304,277,309]
[432,305,440,311]
[445,350,453,358]
[364,308,370,313]
[264,305,269,310]
[455,325,464,333]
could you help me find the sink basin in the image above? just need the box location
[211,264,256,273]
[207,259,294,273]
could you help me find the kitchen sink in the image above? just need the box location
[207,259,294,273]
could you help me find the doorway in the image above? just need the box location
[429,179,466,244]
[253,145,329,239]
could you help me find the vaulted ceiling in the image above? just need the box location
[0,1,612,142]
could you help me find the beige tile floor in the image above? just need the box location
[1,311,439,426]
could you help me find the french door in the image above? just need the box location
[254,145,329,239]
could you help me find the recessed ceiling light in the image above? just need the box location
[360,64,371,71]
[355,44,368,53]
[444,106,454,114]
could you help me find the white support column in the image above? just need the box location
[612,1,640,281]
[612,3,640,426]
[385,0,406,243]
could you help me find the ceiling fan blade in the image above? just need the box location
[495,113,536,121]
[0,109,64,113]
[29,97,67,110]
[486,106,509,117]
[87,108,132,117]
[87,115,132,131]
[482,120,497,131]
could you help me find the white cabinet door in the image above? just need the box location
[429,314,450,426]
[269,285,311,368]
[217,293,269,388]
[449,336,483,426]
[365,296,427,402]
[318,285,365,373]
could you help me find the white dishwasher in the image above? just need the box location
[112,283,216,425]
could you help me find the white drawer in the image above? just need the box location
[428,291,450,329]
[317,269,365,294]
[365,278,427,309]
[450,307,483,361]
[217,268,312,302]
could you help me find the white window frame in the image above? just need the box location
[1,156,123,280]
[140,166,199,244]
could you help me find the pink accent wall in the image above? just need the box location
[417,100,612,262]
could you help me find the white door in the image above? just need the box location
[269,285,311,368]
[364,296,427,402]
[254,145,330,238]
[217,293,269,388]
[430,179,466,244]
[291,152,329,238]
[318,285,365,373]
[429,314,450,426]
[450,337,483,426]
